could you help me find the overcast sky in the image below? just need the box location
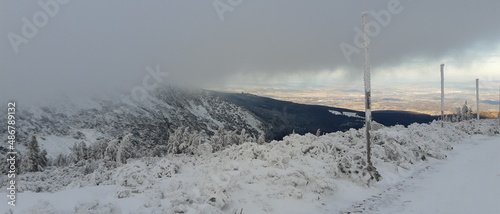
[1,0,499,103]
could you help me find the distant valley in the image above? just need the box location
[215,91,439,140]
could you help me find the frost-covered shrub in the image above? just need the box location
[16,166,83,193]
[205,190,230,209]
[112,158,179,196]
[5,119,498,213]
[74,201,121,214]
[195,142,214,156]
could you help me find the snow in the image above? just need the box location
[37,135,77,159]
[1,120,499,214]
[372,135,500,214]
[4,185,142,214]
[329,110,364,119]
[37,129,103,159]
[343,112,360,118]
[188,100,224,128]
[239,109,264,135]
[329,110,342,115]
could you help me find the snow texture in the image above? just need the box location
[329,110,364,119]
[371,135,500,214]
[1,119,499,214]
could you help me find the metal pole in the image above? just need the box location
[476,79,480,119]
[440,64,445,126]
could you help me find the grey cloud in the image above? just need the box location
[1,0,499,103]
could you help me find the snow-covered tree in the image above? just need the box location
[238,129,248,144]
[104,139,119,162]
[89,138,109,160]
[238,128,256,144]
[54,153,68,167]
[166,126,185,154]
[69,141,89,164]
[225,130,239,146]
[166,127,209,155]
[257,133,266,144]
[462,101,473,121]
[117,134,134,164]
[211,126,225,152]
[450,101,474,122]
[39,149,48,168]
[0,147,12,174]
[192,130,208,146]
[21,136,47,173]
[0,156,6,174]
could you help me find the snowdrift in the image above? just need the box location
[1,119,499,214]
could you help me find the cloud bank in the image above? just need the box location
[1,0,499,102]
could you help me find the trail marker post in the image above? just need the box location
[476,78,480,120]
[440,64,445,127]
[362,12,380,182]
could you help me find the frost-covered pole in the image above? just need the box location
[361,12,380,182]
[362,13,373,167]
[476,78,480,119]
[440,64,445,127]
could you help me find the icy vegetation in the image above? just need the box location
[1,119,498,213]
[0,87,264,161]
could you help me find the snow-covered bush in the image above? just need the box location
[74,201,121,214]
[4,119,498,214]
[112,158,179,196]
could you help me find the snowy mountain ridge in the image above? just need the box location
[1,86,442,161]
[0,87,265,159]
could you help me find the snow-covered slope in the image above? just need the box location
[0,87,264,159]
[2,119,498,214]
[329,110,364,119]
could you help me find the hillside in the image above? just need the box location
[1,88,441,161]
[215,92,439,140]
[0,87,264,160]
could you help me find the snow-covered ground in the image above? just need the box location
[370,134,500,214]
[37,129,104,160]
[1,120,499,214]
[329,110,364,119]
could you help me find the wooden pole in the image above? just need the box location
[440,64,445,126]
[362,13,372,168]
[476,79,480,119]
